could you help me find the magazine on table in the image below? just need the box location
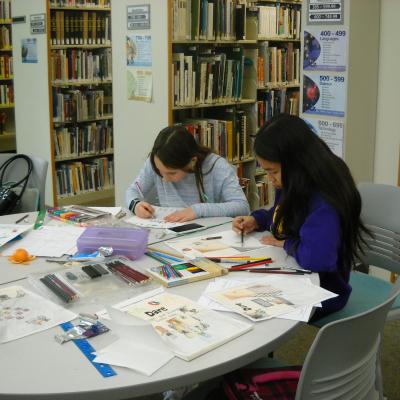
[112,292,253,361]
[207,276,337,322]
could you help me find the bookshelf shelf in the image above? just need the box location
[0,103,14,108]
[258,82,300,90]
[257,37,300,42]
[0,76,13,80]
[232,158,256,165]
[57,187,115,206]
[173,99,256,111]
[52,79,112,87]
[53,114,113,126]
[55,151,114,162]
[0,132,15,151]
[0,47,12,51]
[172,40,258,45]
[255,170,267,177]
[0,19,11,24]
[50,6,111,12]
[248,0,301,5]
[51,44,111,49]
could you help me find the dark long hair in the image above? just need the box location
[254,114,369,269]
[150,125,213,202]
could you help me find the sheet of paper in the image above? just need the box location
[206,276,337,322]
[93,338,174,376]
[0,285,77,343]
[165,230,266,259]
[125,206,185,229]
[1,225,85,257]
[0,224,33,248]
[198,277,313,322]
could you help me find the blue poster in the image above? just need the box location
[304,27,347,72]
[126,35,152,67]
[302,71,346,117]
[21,38,38,64]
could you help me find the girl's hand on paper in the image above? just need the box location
[232,216,258,235]
[260,235,285,248]
[164,207,196,222]
[135,201,155,219]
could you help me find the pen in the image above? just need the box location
[203,236,222,240]
[228,259,273,270]
[241,229,244,247]
[248,269,305,275]
[15,214,29,224]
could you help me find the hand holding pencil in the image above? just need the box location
[232,216,258,235]
[134,201,155,219]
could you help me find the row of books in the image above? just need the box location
[52,88,107,122]
[256,4,301,39]
[257,42,300,86]
[55,157,114,197]
[0,0,10,20]
[53,121,113,159]
[0,55,12,78]
[50,0,111,7]
[0,83,12,105]
[51,48,112,82]
[257,89,299,128]
[172,49,245,106]
[0,25,10,49]
[173,0,247,41]
[50,11,111,46]
[183,109,250,162]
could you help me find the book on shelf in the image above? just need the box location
[50,0,111,7]
[146,257,228,288]
[0,1,11,20]
[0,55,12,79]
[173,0,248,42]
[115,291,253,361]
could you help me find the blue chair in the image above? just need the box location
[313,182,400,328]
[0,153,48,212]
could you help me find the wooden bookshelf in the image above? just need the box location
[47,0,114,206]
[169,0,302,209]
[0,1,14,152]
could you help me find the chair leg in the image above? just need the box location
[354,263,370,274]
[390,273,398,284]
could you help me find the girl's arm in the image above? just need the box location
[125,158,156,208]
[284,202,341,273]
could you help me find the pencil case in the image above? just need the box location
[77,226,148,260]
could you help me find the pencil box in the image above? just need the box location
[77,226,148,260]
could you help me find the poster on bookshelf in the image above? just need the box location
[302,71,346,117]
[304,26,347,72]
[304,116,343,158]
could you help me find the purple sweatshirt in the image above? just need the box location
[251,190,351,318]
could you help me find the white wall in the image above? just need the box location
[112,0,169,206]
[374,0,400,185]
[12,0,53,205]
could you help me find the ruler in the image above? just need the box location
[60,322,117,378]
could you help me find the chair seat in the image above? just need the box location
[313,271,400,327]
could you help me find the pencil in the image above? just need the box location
[241,229,244,246]
[15,214,29,224]
[248,270,305,275]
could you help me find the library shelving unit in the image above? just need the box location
[170,0,302,209]
[13,0,114,207]
[0,0,15,153]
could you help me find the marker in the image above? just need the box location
[203,236,222,240]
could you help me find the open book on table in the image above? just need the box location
[113,291,253,361]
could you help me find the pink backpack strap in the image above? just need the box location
[252,369,301,384]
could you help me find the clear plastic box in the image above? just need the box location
[77,226,148,260]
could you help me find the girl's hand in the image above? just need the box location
[135,201,155,219]
[260,235,285,248]
[164,208,196,222]
[232,216,258,234]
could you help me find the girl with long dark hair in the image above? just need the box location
[233,114,369,319]
[127,125,250,222]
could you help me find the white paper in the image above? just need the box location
[125,206,184,229]
[165,230,266,259]
[0,286,77,343]
[0,224,33,248]
[93,338,174,376]
[1,225,85,257]
[206,276,337,322]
